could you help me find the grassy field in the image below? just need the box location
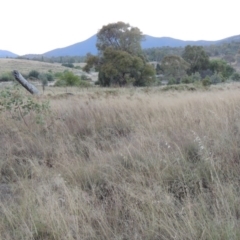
[0,83,240,239]
[0,59,98,85]
[0,58,72,74]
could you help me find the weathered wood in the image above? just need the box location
[12,70,40,95]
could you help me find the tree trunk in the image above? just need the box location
[12,70,40,95]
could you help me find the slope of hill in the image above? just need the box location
[0,58,99,82]
[43,35,218,57]
[0,50,18,58]
[42,34,240,57]
[2,34,240,58]
[141,35,218,48]
[43,35,98,57]
[0,58,82,75]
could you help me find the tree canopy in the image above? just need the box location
[96,22,144,55]
[161,55,189,80]
[84,22,155,87]
[182,45,210,74]
[209,59,235,78]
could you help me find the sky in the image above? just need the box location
[1,0,239,55]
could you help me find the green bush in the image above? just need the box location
[54,71,80,86]
[0,72,14,82]
[0,87,50,124]
[45,73,54,82]
[38,74,48,91]
[28,70,40,79]
[37,73,54,82]
[210,72,223,84]
[181,75,193,84]
[55,79,92,88]
[60,71,80,86]
[62,63,74,68]
[162,84,197,91]
[74,66,82,70]
[231,72,240,81]
[202,76,211,86]
[168,77,177,85]
[55,71,92,88]
[95,81,100,85]
[54,72,63,78]
[191,72,202,82]
[81,74,91,81]
[54,79,67,87]
[78,80,92,88]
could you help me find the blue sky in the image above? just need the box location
[1,0,239,55]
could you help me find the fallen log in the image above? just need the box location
[12,70,40,95]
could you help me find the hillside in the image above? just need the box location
[43,35,98,57]
[0,58,99,83]
[2,34,240,58]
[0,50,18,58]
[42,34,240,57]
[0,58,79,75]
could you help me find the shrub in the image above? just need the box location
[0,87,50,124]
[181,75,193,84]
[162,84,197,91]
[37,73,54,82]
[210,72,223,84]
[60,71,80,86]
[74,66,82,70]
[81,74,91,81]
[45,73,54,82]
[54,79,67,87]
[231,72,240,81]
[78,80,92,88]
[38,74,48,91]
[0,72,14,82]
[62,63,74,68]
[54,71,80,86]
[54,72,63,78]
[191,72,202,82]
[28,70,40,79]
[202,76,211,86]
[95,81,100,85]
[200,69,213,79]
[54,72,92,88]
[168,77,177,85]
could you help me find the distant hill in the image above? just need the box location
[42,34,240,57]
[43,35,98,57]
[141,36,219,48]
[2,34,240,58]
[0,50,18,58]
[142,34,240,49]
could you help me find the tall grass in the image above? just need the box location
[1,87,240,239]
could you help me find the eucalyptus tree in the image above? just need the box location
[84,22,155,86]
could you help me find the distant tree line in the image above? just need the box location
[155,45,238,86]
[143,41,240,65]
[17,55,86,64]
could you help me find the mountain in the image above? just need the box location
[142,34,240,49]
[42,34,240,57]
[0,50,18,58]
[2,34,240,58]
[141,36,218,48]
[43,35,98,57]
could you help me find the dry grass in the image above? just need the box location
[0,59,84,75]
[0,58,98,86]
[1,85,240,239]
